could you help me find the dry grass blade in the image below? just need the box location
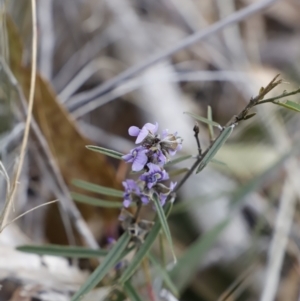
[70,0,278,109]
[0,0,37,233]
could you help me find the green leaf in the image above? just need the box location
[209,158,227,167]
[153,195,176,263]
[207,105,215,139]
[166,155,192,167]
[184,112,221,128]
[123,281,143,301]
[273,100,300,112]
[71,192,125,208]
[196,125,234,173]
[72,179,123,198]
[17,244,108,258]
[86,145,124,159]
[71,232,131,301]
[168,168,189,177]
[148,252,179,297]
[169,219,230,292]
[119,203,172,284]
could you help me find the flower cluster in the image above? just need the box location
[121,122,182,208]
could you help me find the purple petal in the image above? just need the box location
[141,195,150,204]
[122,181,128,190]
[157,151,167,165]
[144,122,158,134]
[159,194,167,206]
[127,179,138,190]
[170,181,177,191]
[136,128,148,144]
[132,150,148,171]
[147,182,154,189]
[123,199,131,208]
[162,170,169,181]
[147,163,161,173]
[129,126,140,137]
[122,153,133,162]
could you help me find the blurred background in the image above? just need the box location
[1,0,300,300]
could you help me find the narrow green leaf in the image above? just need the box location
[209,158,227,167]
[168,168,189,177]
[196,125,234,173]
[207,105,215,139]
[123,281,143,301]
[86,145,124,159]
[17,244,108,258]
[71,232,131,301]
[71,192,125,208]
[169,219,230,292]
[184,112,221,127]
[166,155,192,167]
[119,203,172,284]
[148,252,179,297]
[152,195,176,263]
[72,179,123,198]
[273,100,300,112]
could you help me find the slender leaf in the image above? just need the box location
[148,252,179,297]
[168,168,189,177]
[207,105,215,139]
[123,281,143,301]
[153,195,176,263]
[184,112,221,127]
[209,158,227,167]
[72,179,123,198]
[119,203,172,284]
[166,155,192,167]
[71,232,131,301]
[86,145,124,159]
[273,100,300,112]
[196,125,234,173]
[17,244,108,258]
[72,192,125,208]
[169,219,230,292]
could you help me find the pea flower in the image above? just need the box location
[122,179,149,207]
[140,163,169,189]
[129,122,158,144]
[122,146,148,171]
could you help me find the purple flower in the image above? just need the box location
[122,146,148,171]
[122,179,150,207]
[129,122,158,144]
[122,179,140,207]
[151,149,167,166]
[160,130,183,156]
[140,163,169,189]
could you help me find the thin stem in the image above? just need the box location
[133,201,142,223]
[193,123,202,156]
[255,88,300,106]
[175,75,284,193]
